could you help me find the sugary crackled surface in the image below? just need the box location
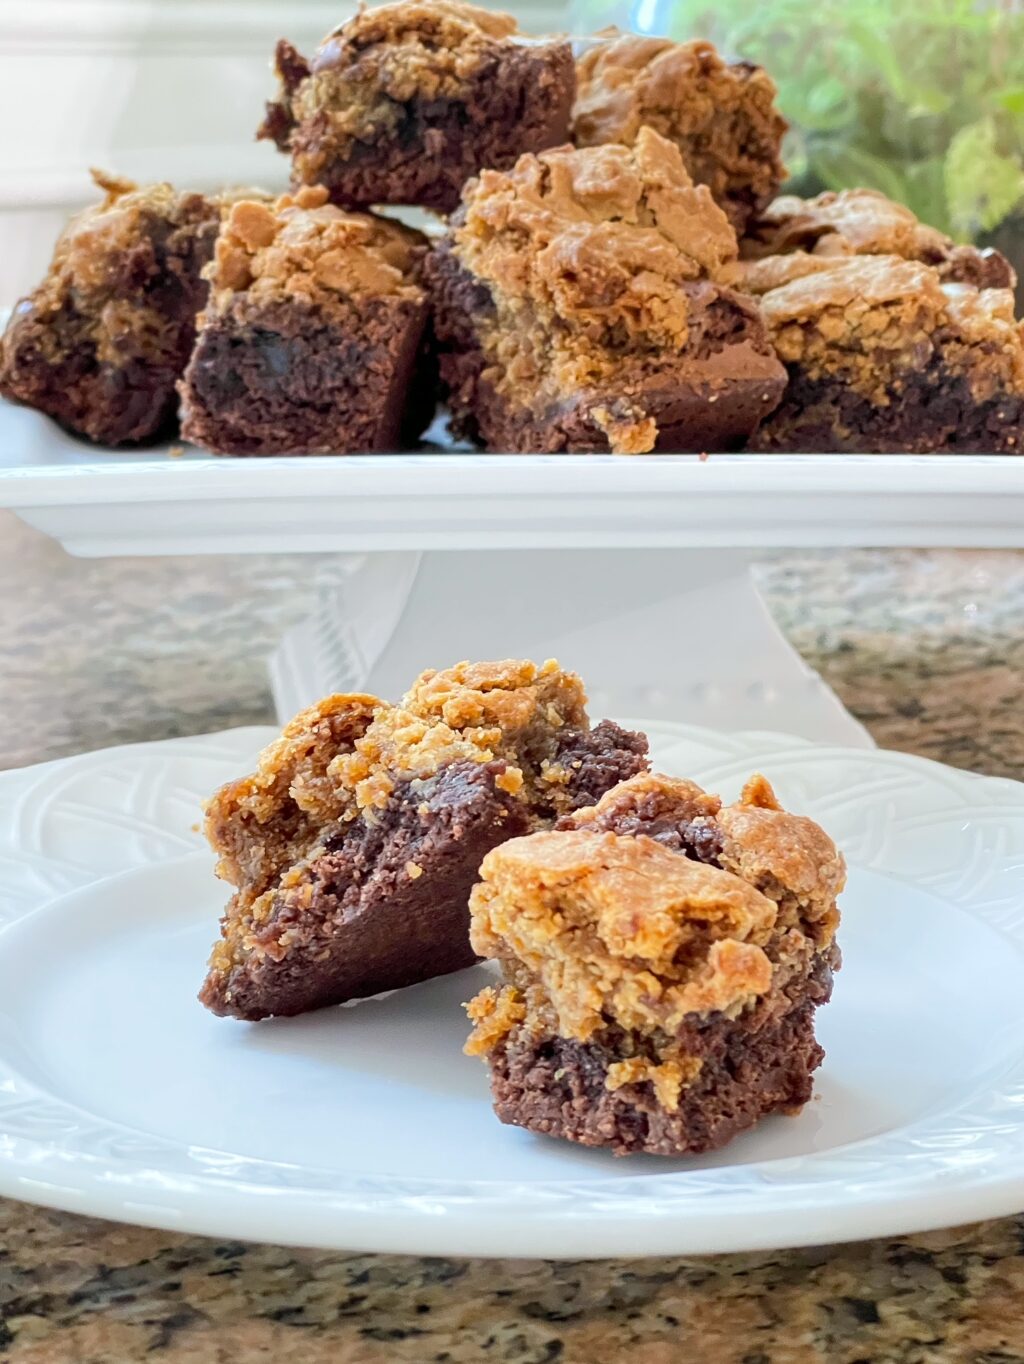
[451,126,741,449]
[275,0,530,169]
[5,512,1024,1359]
[754,255,1024,403]
[203,659,591,977]
[573,32,787,229]
[745,188,955,263]
[466,771,844,1105]
[209,186,425,307]
[2,170,216,370]
[741,187,1016,294]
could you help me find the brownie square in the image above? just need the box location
[742,187,1015,291]
[200,659,650,1020]
[745,254,1024,453]
[0,171,219,446]
[258,0,575,215]
[465,771,845,1156]
[425,128,786,454]
[178,188,433,455]
[572,34,787,234]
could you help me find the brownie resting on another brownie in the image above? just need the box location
[259,0,575,215]
[201,659,649,1020]
[0,171,220,446]
[426,127,786,454]
[745,255,1024,453]
[179,186,433,455]
[573,32,787,235]
[466,771,844,1156]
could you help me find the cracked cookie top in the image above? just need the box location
[572,32,787,231]
[208,186,426,306]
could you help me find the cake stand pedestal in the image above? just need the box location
[268,548,872,747]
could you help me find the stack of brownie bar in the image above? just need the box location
[2,0,1022,454]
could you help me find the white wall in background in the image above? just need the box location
[0,0,568,303]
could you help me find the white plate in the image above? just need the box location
[2,722,1024,1257]
[2,400,1024,555]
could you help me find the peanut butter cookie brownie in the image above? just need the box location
[573,33,787,234]
[258,0,574,215]
[745,255,1024,453]
[426,128,786,454]
[466,771,844,1156]
[201,660,648,1020]
[179,187,433,455]
[0,171,220,446]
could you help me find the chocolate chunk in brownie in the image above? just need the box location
[178,187,434,455]
[0,171,220,446]
[425,128,786,455]
[257,0,574,215]
[465,771,844,1156]
[745,255,1024,453]
[742,188,1015,291]
[201,659,649,1020]
[573,33,787,235]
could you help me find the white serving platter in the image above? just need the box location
[2,401,1024,556]
[2,719,1023,1258]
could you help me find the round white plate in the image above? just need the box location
[2,723,1023,1257]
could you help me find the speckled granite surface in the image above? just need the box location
[2,509,1023,1364]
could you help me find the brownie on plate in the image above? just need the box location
[745,255,1024,453]
[466,771,844,1156]
[425,127,786,454]
[572,33,787,234]
[179,187,433,455]
[742,187,1015,293]
[258,0,575,215]
[0,171,219,446]
[200,659,649,1020]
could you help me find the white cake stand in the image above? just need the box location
[3,401,1023,743]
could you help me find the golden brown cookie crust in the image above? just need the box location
[209,186,426,307]
[572,32,787,232]
[755,255,1024,405]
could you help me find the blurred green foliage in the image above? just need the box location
[662,0,1024,239]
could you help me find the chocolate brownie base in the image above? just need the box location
[179,293,432,455]
[261,38,574,215]
[750,365,1024,454]
[488,953,835,1156]
[426,244,785,453]
[546,721,652,814]
[1,199,217,447]
[201,760,530,1019]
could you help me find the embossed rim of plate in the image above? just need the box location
[1,722,1023,1258]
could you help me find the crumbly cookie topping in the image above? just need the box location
[755,255,1024,404]
[209,186,425,305]
[572,33,787,230]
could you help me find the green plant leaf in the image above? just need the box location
[945,117,1024,237]
[810,143,911,204]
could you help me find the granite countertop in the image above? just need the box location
[2,508,1024,1364]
